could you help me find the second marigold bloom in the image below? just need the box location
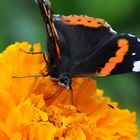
[0,42,137,140]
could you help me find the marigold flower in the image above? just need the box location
[0,42,137,140]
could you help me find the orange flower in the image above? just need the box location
[0,42,137,140]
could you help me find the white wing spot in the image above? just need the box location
[133,61,140,72]
[132,53,136,56]
[128,34,135,37]
[109,27,117,34]
[54,14,60,17]
[54,15,61,21]
[137,38,140,42]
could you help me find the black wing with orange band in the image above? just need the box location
[36,0,140,77]
[36,0,62,77]
[54,15,140,76]
[36,0,60,57]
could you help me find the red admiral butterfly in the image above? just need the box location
[36,0,140,90]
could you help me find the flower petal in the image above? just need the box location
[0,42,137,140]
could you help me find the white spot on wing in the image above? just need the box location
[132,53,136,56]
[128,34,135,37]
[54,15,61,21]
[137,38,140,42]
[54,14,60,17]
[133,61,140,72]
[109,27,117,34]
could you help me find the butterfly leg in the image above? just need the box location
[12,48,49,78]
[19,48,44,54]
[13,73,49,78]
[20,48,48,64]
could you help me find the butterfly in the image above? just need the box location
[35,0,140,90]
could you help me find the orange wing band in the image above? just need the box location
[61,16,110,28]
[98,39,129,76]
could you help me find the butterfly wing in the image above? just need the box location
[54,15,140,76]
[54,15,116,76]
[105,34,140,75]
[36,0,61,77]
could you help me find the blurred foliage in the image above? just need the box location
[0,0,140,138]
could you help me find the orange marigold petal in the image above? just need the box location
[10,132,22,140]
[0,42,137,140]
[6,108,22,133]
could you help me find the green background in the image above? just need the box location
[0,0,140,138]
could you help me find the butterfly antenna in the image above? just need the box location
[12,73,49,78]
[19,48,48,64]
[19,48,43,55]
[73,79,115,109]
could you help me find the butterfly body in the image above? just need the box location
[36,0,140,89]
